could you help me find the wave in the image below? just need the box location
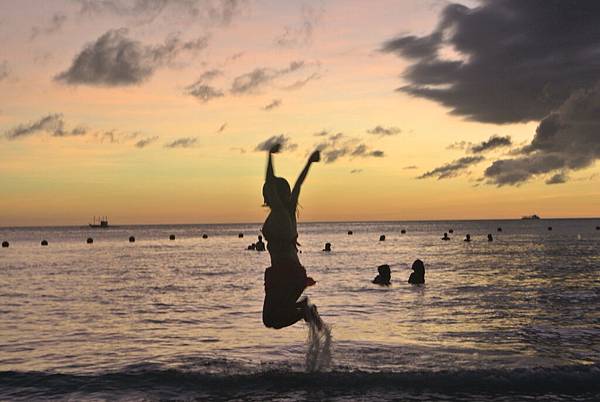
[2,364,599,399]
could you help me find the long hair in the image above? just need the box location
[262,177,292,214]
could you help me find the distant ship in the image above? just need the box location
[521,214,541,220]
[89,216,110,228]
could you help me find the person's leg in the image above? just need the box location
[262,297,305,329]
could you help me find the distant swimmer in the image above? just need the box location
[464,234,471,242]
[379,235,386,241]
[497,227,502,232]
[261,144,323,330]
[372,264,391,286]
[487,234,493,242]
[408,259,425,284]
[442,232,450,240]
[247,243,256,250]
[323,242,332,252]
[449,229,454,234]
[255,235,266,251]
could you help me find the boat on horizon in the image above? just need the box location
[521,214,541,220]
[89,216,110,228]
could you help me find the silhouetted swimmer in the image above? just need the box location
[372,264,391,286]
[323,242,331,252]
[408,259,425,285]
[401,229,406,234]
[379,234,386,241]
[348,230,353,235]
[202,234,208,239]
[86,238,93,244]
[548,226,553,231]
[2,241,9,248]
[596,226,600,231]
[497,227,502,232]
[442,232,450,241]
[255,235,266,251]
[41,240,48,246]
[247,243,256,250]
[129,236,135,243]
[449,229,454,234]
[238,233,244,238]
[487,234,493,242]
[464,234,471,242]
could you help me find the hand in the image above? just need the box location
[309,150,320,163]
[269,143,282,154]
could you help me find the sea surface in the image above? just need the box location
[1,219,600,401]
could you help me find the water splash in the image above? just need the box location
[305,303,332,372]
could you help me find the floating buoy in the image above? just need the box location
[449,229,454,234]
[41,240,48,246]
[129,236,135,243]
[347,230,353,235]
[2,241,9,248]
[548,226,553,231]
[202,234,208,239]
[401,229,406,234]
[238,233,244,238]
[169,234,175,240]
[86,238,93,244]
[379,235,386,241]
[497,227,502,232]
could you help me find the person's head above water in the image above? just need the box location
[373,264,391,285]
[262,176,292,210]
[409,259,425,284]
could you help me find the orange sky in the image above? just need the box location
[0,0,598,226]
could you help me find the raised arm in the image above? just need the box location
[291,150,320,211]
[263,144,284,210]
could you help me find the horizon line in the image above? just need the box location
[2,216,599,229]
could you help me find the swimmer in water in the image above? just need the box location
[261,143,322,329]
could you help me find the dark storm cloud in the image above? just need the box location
[255,134,298,152]
[263,99,282,111]
[484,85,600,186]
[275,4,323,47]
[135,136,159,148]
[367,125,401,136]
[186,83,225,102]
[75,0,247,26]
[56,28,208,86]
[382,0,600,124]
[0,60,9,81]
[164,137,198,148]
[30,13,67,40]
[470,135,512,153]
[3,114,87,139]
[418,156,485,180]
[230,61,305,94]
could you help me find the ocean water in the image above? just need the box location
[1,219,600,401]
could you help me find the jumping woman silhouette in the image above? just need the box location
[261,143,323,329]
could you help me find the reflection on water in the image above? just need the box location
[1,219,599,399]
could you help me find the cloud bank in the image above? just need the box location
[255,134,297,152]
[384,0,600,185]
[3,114,86,139]
[418,156,485,180]
[164,137,198,148]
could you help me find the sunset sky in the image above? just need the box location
[1,0,599,226]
